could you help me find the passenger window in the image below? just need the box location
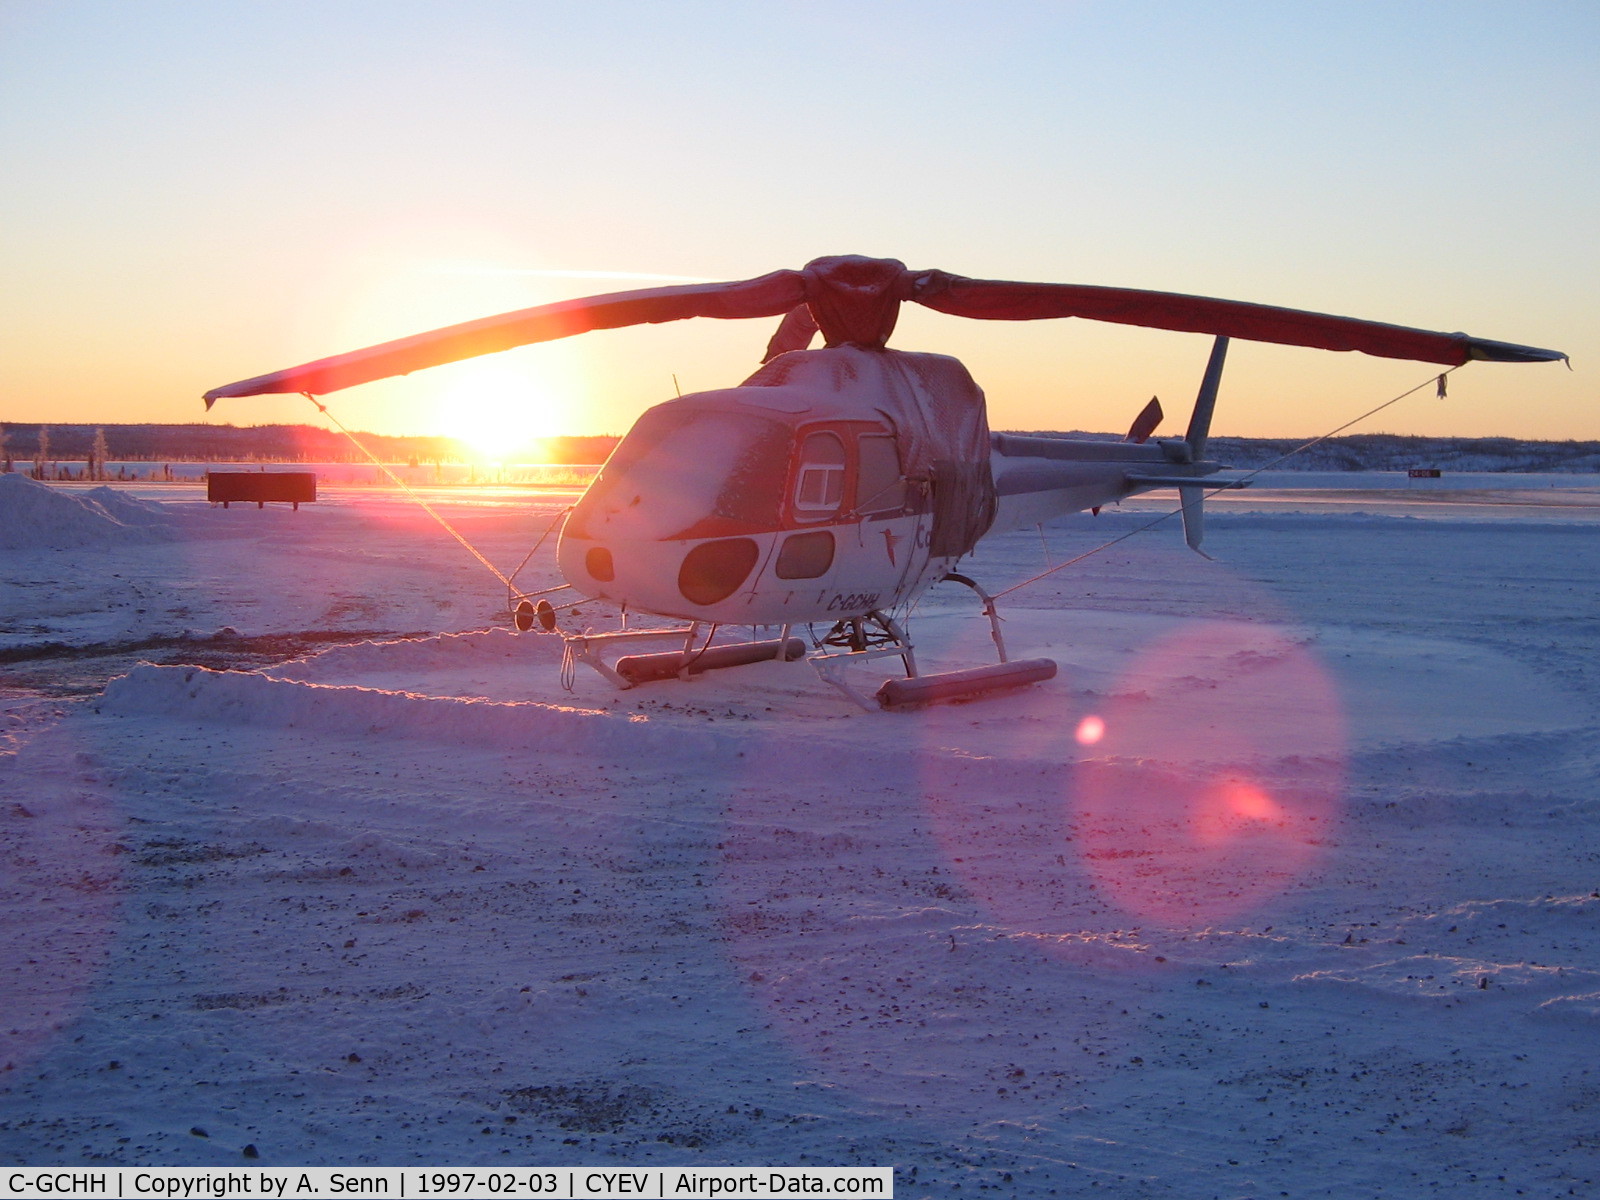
[856,435,906,514]
[775,531,835,579]
[794,432,846,517]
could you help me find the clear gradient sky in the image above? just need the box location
[2,0,1595,450]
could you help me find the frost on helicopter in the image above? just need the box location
[203,254,1566,709]
[559,345,995,630]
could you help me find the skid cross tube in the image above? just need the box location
[808,610,917,711]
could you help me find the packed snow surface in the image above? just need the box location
[2,476,1598,1196]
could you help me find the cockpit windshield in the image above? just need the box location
[568,404,790,541]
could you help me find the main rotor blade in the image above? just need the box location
[912,274,1567,367]
[203,271,806,404]
[205,254,1567,407]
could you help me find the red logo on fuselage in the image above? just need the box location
[881,528,901,565]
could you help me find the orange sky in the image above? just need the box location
[2,2,1593,449]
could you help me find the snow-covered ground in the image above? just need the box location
[2,473,1598,1196]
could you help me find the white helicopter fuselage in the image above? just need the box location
[554,344,1221,627]
[558,508,949,627]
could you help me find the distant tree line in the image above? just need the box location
[4,422,1597,475]
[0,423,621,466]
[1202,433,1600,473]
[1011,431,1600,473]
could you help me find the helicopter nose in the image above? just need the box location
[677,538,760,606]
[560,534,766,617]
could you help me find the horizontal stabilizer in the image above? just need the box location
[1122,474,1251,489]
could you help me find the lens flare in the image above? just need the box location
[1073,621,1345,924]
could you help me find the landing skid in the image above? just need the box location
[519,579,1055,709]
[551,621,802,690]
[808,577,1058,711]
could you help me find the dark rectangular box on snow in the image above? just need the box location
[207,471,317,508]
[1407,468,1442,479]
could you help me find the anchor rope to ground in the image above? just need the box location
[301,391,566,601]
[991,364,1466,601]
[504,506,572,606]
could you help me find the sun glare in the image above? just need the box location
[431,357,567,461]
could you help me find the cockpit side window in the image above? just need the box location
[793,431,846,518]
[856,434,906,515]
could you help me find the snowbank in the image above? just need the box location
[0,473,177,549]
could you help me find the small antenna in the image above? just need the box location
[672,374,682,397]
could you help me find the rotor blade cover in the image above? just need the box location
[913,274,1566,367]
[204,271,807,403]
[763,305,821,362]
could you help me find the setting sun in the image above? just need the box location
[430,357,570,460]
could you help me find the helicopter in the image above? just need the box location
[203,255,1565,709]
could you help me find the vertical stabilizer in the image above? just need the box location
[1185,335,1229,458]
[1179,335,1228,556]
